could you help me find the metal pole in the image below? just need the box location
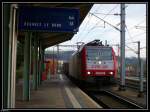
[117,44,120,77]
[38,42,42,85]
[6,4,18,108]
[40,44,43,84]
[53,46,54,75]
[105,40,107,46]
[42,49,45,75]
[138,41,140,77]
[119,4,126,91]
[37,49,39,87]
[36,35,39,88]
[39,44,40,86]
[29,33,33,88]
[38,42,41,85]
[140,59,144,92]
[137,59,144,97]
[37,38,41,86]
[137,41,144,97]
[33,33,38,90]
[57,44,59,73]
[29,33,32,92]
[35,36,38,88]
[3,3,10,108]
[10,5,17,107]
[23,32,31,101]
[39,44,41,84]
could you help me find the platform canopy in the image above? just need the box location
[18,3,93,49]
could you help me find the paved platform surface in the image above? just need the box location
[15,74,102,109]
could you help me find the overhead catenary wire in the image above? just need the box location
[80,13,120,43]
[79,4,119,42]
[135,26,146,31]
[125,31,146,44]
[90,4,119,30]
[92,12,120,16]
[86,20,121,46]
[130,32,146,38]
[75,4,103,43]
[90,5,119,29]
[90,13,120,31]
[90,4,119,29]
[140,47,146,49]
[125,45,137,54]
[136,19,146,26]
[125,24,134,43]
[126,4,146,29]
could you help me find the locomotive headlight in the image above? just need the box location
[98,61,102,64]
[109,72,113,74]
[87,72,91,74]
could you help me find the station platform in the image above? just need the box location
[15,74,102,109]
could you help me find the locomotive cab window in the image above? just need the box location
[86,47,112,61]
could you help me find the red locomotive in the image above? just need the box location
[68,40,117,83]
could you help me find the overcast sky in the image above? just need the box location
[46,3,147,58]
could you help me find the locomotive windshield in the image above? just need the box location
[86,47,112,60]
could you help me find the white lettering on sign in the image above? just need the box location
[69,21,74,26]
[51,23,62,28]
[69,16,75,20]
[44,23,49,27]
[24,22,50,28]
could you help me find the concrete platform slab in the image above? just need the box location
[15,74,102,109]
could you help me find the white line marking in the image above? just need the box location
[60,74,101,108]
[60,74,81,108]
[59,74,63,81]
[79,89,102,108]
[65,87,82,108]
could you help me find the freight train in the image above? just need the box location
[62,62,69,75]
[67,40,117,83]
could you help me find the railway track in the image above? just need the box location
[67,75,146,109]
[85,90,145,109]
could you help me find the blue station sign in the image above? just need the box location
[18,6,80,32]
